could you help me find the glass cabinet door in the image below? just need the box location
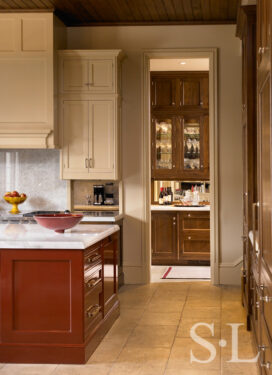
[183,117,201,171]
[155,119,172,169]
[152,117,176,177]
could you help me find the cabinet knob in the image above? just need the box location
[172,101,176,105]
[200,101,203,105]
[188,214,191,217]
[188,236,191,240]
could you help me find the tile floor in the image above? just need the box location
[0,282,259,375]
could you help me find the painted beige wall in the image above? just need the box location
[67,25,242,285]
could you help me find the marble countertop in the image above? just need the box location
[0,224,119,249]
[0,211,124,223]
[151,205,210,211]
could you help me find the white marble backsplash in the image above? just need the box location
[0,150,67,212]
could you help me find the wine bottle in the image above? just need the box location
[163,188,168,205]
[158,188,164,205]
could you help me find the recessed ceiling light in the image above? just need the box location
[180,62,186,65]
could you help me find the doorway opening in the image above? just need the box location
[142,49,218,285]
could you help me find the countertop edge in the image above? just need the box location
[151,205,210,211]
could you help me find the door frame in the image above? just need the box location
[142,48,219,284]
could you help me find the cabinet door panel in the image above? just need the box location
[180,76,208,110]
[21,18,48,52]
[151,212,177,264]
[151,77,177,111]
[0,250,83,344]
[62,100,89,177]
[89,60,113,92]
[0,59,48,123]
[89,100,115,176]
[63,59,89,92]
[0,17,17,52]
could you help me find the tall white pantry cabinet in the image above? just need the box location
[58,50,124,180]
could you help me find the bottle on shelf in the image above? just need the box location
[163,188,168,205]
[159,188,164,205]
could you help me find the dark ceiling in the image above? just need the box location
[0,0,239,27]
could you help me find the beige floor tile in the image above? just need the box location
[165,369,220,375]
[138,311,181,326]
[220,323,253,343]
[182,306,221,319]
[87,339,124,364]
[125,325,176,349]
[147,300,185,313]
[177,318,221,338]
[109,347,170,375]
[221,286,241,301]
[103,319,136,345]
[0,364,57,375]
[167,337,221,371]
[118,294,152,308]
[118,308,144,322]
[185,297,221,308]
[53,364,112,375]
[0,366,4,370]
[221,362,259,375]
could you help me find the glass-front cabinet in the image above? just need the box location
[151,115,209,180]
[180,115,209,180]
[151,116,177,178]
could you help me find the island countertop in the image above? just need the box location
[0,223,119,249]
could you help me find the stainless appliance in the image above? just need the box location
[104,182,115,205]
[93,185,105,205]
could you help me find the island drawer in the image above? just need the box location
[84,245,102,271]
[84,265,102,294]
[84,282,103,336]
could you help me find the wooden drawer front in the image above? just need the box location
[84,245,102,272]
[84,265,102,294]
[182,217,210,230]
[260,317,272,374]
[260,263,272,343]
[180,231,210,260]
[85,282,103,336]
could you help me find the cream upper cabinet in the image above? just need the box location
[59,50,123,180]
[61,99,116,179]
[0,13,66,149]
[59,51,118,93]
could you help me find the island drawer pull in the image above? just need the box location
[86,277,101,289]
[86,253,101,264]
[86,304,101,318]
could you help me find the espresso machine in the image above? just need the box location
[93,185,105,205]
[104,182,115,205]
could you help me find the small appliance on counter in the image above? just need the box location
[93,185,105,205]
[104,182,115,205]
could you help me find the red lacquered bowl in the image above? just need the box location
[34,213,83,233]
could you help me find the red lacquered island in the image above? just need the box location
[0,224,120,364]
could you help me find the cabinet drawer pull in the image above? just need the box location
[258,345,268,352]
[85,158,88,168]
[261,361,271,369]
[260,296,272,303]
[86,253,101,264]
[89,158,93,168]
[86,304,101,318]
[86,277,101,289]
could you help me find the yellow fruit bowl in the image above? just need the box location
[3,195,27,214]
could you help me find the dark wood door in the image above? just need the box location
[151,212,177,264]
[151,76,178,111]
[257,0,272,370]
